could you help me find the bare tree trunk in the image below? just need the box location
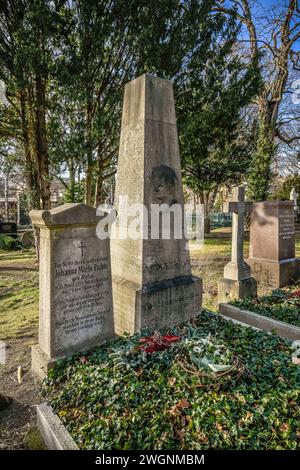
[20,88,40,210]
[34,75,50,210]
[4,172,9,222]
[85,99,93,206]
[199,191,211,235]
[95,147,104,207]
[204,192,211,235]
[208,187,218,212]
[216,1,300,199]
[68,158,76,202]
[33,226,40,263]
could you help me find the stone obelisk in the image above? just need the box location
[111,74,202,335]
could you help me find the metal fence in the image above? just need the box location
[209,212,232,229]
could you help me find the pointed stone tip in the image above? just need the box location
[122,73,176,126]
[129,73,171,83]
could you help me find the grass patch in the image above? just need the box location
[0,273,39,339]
[230,285,300,328]
[0,249,36,265]
[191,237,233,257]
[45,312,300,450]
[0,249,38,340]
[190,237,249,310]
[24,427,46,450]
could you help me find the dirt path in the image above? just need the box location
[0,251,43,449]
[0,337,43,449]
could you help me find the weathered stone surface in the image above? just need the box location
[31,344,57,380]
[218,277,257,304]
[248,200,300,288]
[219,303,300,341]
[30,203,114,378]
[111,74,202,335]
[248,258,300,288]
[37,403,79,450]
[222,186,253,281]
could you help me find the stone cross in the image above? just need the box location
[222,186,252,281]
[78,241,86,257]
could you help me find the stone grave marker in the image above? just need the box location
[248,200,300,288]
[218,186,257,303]
[30,203,114,379]
[111,74,202,335]
[0,221,17,236]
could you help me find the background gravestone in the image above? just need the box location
[248,200,300,288]
[111,74,202,335]
[30,203,114,379]
[0,221,17,236]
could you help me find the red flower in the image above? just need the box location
[289,288,300,299]
[136,333,181,354]
[79,356,88,364]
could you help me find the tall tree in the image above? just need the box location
[214,0,300,200]
[176,14,259,231]
[0,0,65,209]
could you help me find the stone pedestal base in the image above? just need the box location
[218,277,257,304]
[112,275,202,335]
[31,345,62,381]
[247,258,300,288]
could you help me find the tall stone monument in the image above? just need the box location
[218,186,257,303]
[248,200,300,288]
[30,203,114,379]
[111,74,202,335]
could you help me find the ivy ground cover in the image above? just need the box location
[45,312,300,450]
[231,284,300,328]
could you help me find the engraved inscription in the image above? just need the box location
[54,255,110,336]
[279,214,295,241]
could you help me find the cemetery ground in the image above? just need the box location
[0,230,300,450]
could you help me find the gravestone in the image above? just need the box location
[30,203,114,379]
[218,186,257,303]
[111,74,202,335]
[0,221,17,236]
[20,230,34,248]
[248,200,300,288]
